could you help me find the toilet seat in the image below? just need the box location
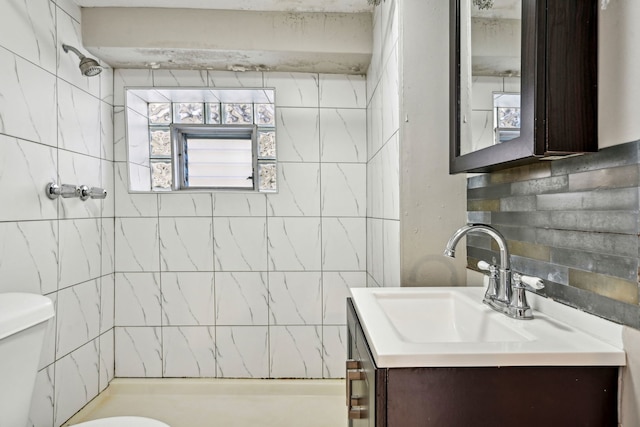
[71,416,170,427]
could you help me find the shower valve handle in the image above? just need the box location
[79,185,107,201]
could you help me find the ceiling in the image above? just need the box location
[74,0,373,13]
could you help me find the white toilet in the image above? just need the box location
[0,293,169,427]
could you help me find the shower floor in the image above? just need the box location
[63,379,348,427]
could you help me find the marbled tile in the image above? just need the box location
[320,109,367,163]
[58,218,102,289]
[383,220,401,287]
[323,272,366,324]
[114,70,153,106]
[323,325,347,379]
[367,75,384,161]
[381,0,399,66]
[114,327,162,377]
[367,218,384,287]
[267,217,321,271]
[54,339,100,426]
[28,365,55,427]
[153,70,208,87]
[101,218,115,276]
[266,163,320,216]
[161,272,215,326]
[100,274,115,333]
[100,66,115,105]
[115,273,161,326]
[57,80,102,158]
[0,220,58,295]
[56,9,99,97]
[54,0,81,27]
[56,279,101,359]
[215,272,269,326]
[102,159,115,218]
[159,193,213,217]
[381,134,400,220]
[162,327,216,378]
[381,45,400,144]
[0,136,57,222]
[39,294,57,370]
[269,272,322,325]
[319,74,366,108]
[113,107,126,162]
[216,326,269,378]
[101,101,115,161]
[159,217,214,271]
[114,162,158,217]
[125,109,151,169]
[0,48,57,146]
[270,326,323,378]
[322,218,366,271]
[367,149,384,219]
[115,218,159,272]
[213,193,267,217]
[276,107,320,162]
[264,72,319,108]
[213,217,267,271]
[0,0,56,73]
[128,163,152,192]
[99,330,114,392]
[208,70,263,87]
[321,163,366,217]
[58,150,102,219]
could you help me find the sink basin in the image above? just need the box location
[375,291,532,343]
[350,287,625,368]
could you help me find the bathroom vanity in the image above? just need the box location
[346,288,625,426]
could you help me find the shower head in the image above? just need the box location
[62,44,103,77]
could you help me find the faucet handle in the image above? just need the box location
[513,273,545,291]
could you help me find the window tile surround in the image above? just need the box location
[467,141,640,329]
[114,68,367,380]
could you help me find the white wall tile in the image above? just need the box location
[159,193,213,217]
[212,193,266,217]
[101,101,115,161]
[319,74,366,108]
[115,218,159,272]
[56,279,101,359]
[267,217,321,271]
[100,274,115,333]
[101,159,115,218]
[58,151,102,219]
[113,70,153,106]
[113,107,127,162]
[208,70,263,87]
[0,49,57,146]
[381,133,400,220]
[58,219,101,289]
[323,272,366,325]
[264,72,319,107]
[99,330,114,392]
[322,218,366,271]
[114,162,158,217]
[320,108,367,162]
[101,218,115,276]
[381,0,399,67]
[381,45,400,144]
[159,217,214,271]
[28,365,55,427]
[153,70,208,87]
[54,339,100,426]
[39,294,57,370]
[321,163,366,217]
[216,326,269,378]
[276,107,320,162]
[162,327,216,377]
[0,137,58,221]
[57,80,102,158]
[0,0,56,74]
[55,0,82,22]
[115,272,161,326]
[270,326,323,378]
[0,220,58,295]
[383,220,401,287]
[266,163,320,216]
[367,84,384,160]
[100,66,114,105]
[114,327,162,377]
[215,272,268,326]
[125,108,151,169]
[213,217,267,271]
[161,272,215,326]
[322,325,347,379]
[269,272,322,325]
[367,218,384,287]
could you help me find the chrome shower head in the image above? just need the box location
[62,44,102,77]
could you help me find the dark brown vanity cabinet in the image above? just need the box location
[346,298,619,427]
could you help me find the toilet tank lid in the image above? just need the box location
[0,293,55,340]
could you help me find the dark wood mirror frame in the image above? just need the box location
[449,0,599,174]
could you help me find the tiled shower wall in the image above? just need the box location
[467,141,640,329]
[366,0,401,288]
[0,1,116,426]
[112,69,367,379]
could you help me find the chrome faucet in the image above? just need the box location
[444,223,545,319]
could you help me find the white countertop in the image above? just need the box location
[350,287,626,368]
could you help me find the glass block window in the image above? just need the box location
[147,99,277,192]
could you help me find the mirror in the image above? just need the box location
[450,0,598,174]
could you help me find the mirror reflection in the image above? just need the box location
[459,0,522,156]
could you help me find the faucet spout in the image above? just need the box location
[444,224,512,306]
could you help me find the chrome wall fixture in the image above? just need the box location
[61,44,103,77]
[46,182,107,201]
